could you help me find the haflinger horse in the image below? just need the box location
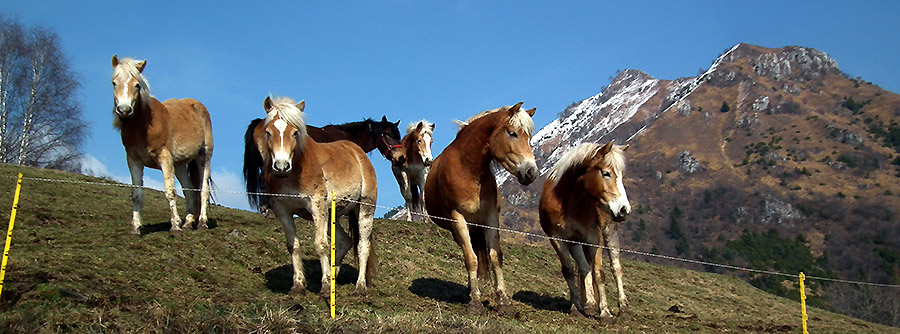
[110,55,213,236]
[539,141,631,322]
[424,102,537,315]
[391,120,434,222]
[243,96,377,296]
[244,116,402,214]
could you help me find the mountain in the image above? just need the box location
[498,43,900,326]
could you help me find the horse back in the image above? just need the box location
[310,140,377,202]
[161,98,213,161]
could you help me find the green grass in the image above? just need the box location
[0,164,895,333]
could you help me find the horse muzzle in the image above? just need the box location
[612,207,629,222]
[115,105,134,119]
[272,160,292,177]
[515,161,537,185]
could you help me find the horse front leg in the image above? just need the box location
[604,223,628,315]
[571,245,597,316]
[392,166,412,221]
[127,157,144,235]
[587,243,614,322]
[484,210,513,315]
[159,153,183,236]
[274,206,305,295]
[448,212,483,315]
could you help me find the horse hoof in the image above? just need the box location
[583,305,600,317]
[465,302,484,315]
[497,304,515,317]
[596,310,615,325]
[169,229,183,237]
[352,286,368,297]
[618,304,630,317]
[569,306,586,319]
[288,286,307,296]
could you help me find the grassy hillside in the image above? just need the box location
[0,164,894,333]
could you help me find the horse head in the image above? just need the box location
[404,120,435,167]
[489,102,538,185]
[262,96,307,177]
[585,141,631,222]
[372,116,404,163]
[110,55,149,122]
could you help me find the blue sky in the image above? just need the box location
[1,1,898,214]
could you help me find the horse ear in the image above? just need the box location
[597,141,614,156]
[429,123,435,130]
[621,144,630,152]
[381,115,388,122]
[111,55,119,68]
[296,100,305,112]
[395,120,401,126]
[525,107,536,117]
[264,96,274,112]
[415,121,424,132]
[508,102,524,115]
[135,60,147,73]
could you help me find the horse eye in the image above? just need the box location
[135,83,141,89]
[508,130,518,138]
[112,81,116,86]
[417,139,423,144]
[293,130,299,137]
[265,130,271,137]
[601,171,611,178]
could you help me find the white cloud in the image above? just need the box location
[79,154,110,178]
[210,168,251,211]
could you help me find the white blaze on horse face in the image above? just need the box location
[608,172,631,218]
[421,131,433,162]
[271,119,293,172]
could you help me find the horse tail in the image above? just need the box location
[243,118,267,211]
[187,159,216,205]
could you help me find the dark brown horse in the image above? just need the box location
[424,102,537,315]
[391,120,434,222]
[539,141,631,321]
[244,116,401,212]
[111,55,213,236]
[243,96,377,296]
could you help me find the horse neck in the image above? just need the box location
[327,122,377,152]
[119,96,162,133]
[451,115,501,177]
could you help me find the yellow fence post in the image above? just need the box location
[0,173,24,300]
[330,190,336,319]
[799,272,808,334]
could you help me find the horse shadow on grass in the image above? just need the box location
[139,218,219,236]
[265,259,359,294]
[513,290,570,313]
[408,278,469,304]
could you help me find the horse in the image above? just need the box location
[538,141,631,322]
[110,55,213,236]
[391,120,434,222]
[424,102,537,315]
[243,96,377,296]
[244,116,402,213]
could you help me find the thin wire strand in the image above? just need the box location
[3,173,898,288]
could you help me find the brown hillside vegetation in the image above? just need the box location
[500,43,900,326]
[0,164,895,333]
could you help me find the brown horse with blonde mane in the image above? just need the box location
[391,120,434,222]
[424,102,537,315]
[110,55,213,236]
[243,96,377,296]
[539,141,631,321]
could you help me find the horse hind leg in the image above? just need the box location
[604,223,628,315]
[571,245,598,317]
[196,147,212,229]
[483,214,513,315]
[159,154,184,236]
[174,164,196,232]
[333,213,354,283]
[449,213,484,315]
[352,205,376,295]
[550,239,584,317]
[585,244,614,322]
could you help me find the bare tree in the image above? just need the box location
[0,15,85,172]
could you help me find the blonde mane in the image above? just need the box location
[406,120,434,136]
[264,96,309,150]
[547,142,626,184]
[453,104,535,135]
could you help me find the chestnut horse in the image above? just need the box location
[243,96,377,296]
[424,102,537,314]
[391,120,434,222]
[110,55,213,236]
[244,116,401,213]
[539,141,631,321]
